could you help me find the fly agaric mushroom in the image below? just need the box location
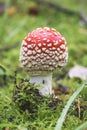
[20,27,68,96]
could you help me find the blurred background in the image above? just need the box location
[0,0,87,79]
[0,1,87,129]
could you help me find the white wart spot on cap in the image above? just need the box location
[59,39,62,42]
[32,50,36,55]
[28,44,32,49]
[37,49,41,53]
[54,41,58,46]
[43,38,47,41]
[23,47,28,52]
[22,40,27,46]
[38,43,42,47]
[42,48,46,51]
[47,39,50,42]
[27,38,31,41]
[27,50,32,55]
[47,43,52,47]
[60,44,65,50]
[55,56,59,61]
[44,27,50,30]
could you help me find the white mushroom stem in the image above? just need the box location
[29,73,53,96]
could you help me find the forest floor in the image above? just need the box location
[0,0,87,130]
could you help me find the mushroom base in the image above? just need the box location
[29,73,52,96]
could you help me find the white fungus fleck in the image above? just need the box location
[51,28,56,31]
[54,41,58,46]
[23,47,28,52]
[61,37,65,41]
[43,43,46,46]
[32,50,36,55]
[43,32,46,35]
[59,55,63,59]
[47,39,50,42]
[32,61,37,65]
[47,43,52,47]
[43,38,47,41]
[37,49,41,53]
[52,47,56,50]
[35,46,39,51]
[55,56,59,61]
[28,44,32,49]
[60,44,65,49]
[57,48,60,51]
[54,32,58,36]
[27,50,32,55]
[22,40,27,46]
[46,56,50,60]
[59,39,62,42]
[28,38,31,41]
[45,50,50,54]
[42,48,46,51]
[33,35,37,38]
[28,63,32,67]
[38,43,42,47]
[44,27,50,30]
[59,51,63,54]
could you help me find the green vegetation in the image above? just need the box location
[0,0,87,130]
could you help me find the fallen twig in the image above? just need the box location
[35,0,77,15]
[35,0,87,26]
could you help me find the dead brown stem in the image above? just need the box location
[77,98,81,119]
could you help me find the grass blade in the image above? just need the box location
[55,82,87,130]
[0,123,17,128]
[75,122,87,130]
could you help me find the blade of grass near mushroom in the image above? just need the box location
[19,27,68,96]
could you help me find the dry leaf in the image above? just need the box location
[68,65,87,80]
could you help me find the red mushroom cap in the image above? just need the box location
[20,27,68,75]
